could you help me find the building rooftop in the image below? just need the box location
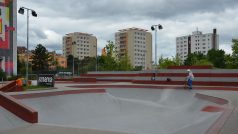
[118,27,148,32]
[66,32,93,36]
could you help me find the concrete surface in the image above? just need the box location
[0,124,130,134]
[196,90,238,134]
[1,82,238,134]
[17,88,221,134]
[0,106,28,131]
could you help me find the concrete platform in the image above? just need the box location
[0,82,236,134]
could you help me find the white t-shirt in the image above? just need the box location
[187,72,194,80]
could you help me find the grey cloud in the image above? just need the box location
[23,0,238,20]
[31,28,47,39]
[17,0,238,58]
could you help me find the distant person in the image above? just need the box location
[186,69,194,90]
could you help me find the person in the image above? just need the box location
[186,69,194,89]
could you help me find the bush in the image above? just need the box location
[7,75,18,81]
[0,69,7,81]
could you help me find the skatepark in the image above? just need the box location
[0,69,238,134]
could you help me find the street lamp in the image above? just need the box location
[18,7,37,85]
[94,45,97,71]
[72,41,76,77]
[151,24,163,67]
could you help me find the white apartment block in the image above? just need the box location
[115,28,152,69]
[176,29,219,62]
[63,32,97,60]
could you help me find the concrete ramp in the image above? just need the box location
[18,89,223,134]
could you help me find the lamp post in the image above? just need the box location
[151,24,163,67]
[18,7,37,85]
[72,41,76,77]
[94,45,97,71]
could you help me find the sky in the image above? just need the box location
[17,0,238,60]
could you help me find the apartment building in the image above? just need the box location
[48,52,67,70]
[62,32,97,60]
[115,28,152,69]
[176,29,219,62]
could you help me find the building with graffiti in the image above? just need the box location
[0,0,17,75]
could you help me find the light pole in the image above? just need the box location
[18,7,37,85]
[143,50,147,70]
[94,45,97,71]
[72,41,76,77]
[151,24,163,67]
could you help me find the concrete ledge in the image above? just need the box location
[0,81,17,92]
[11,89,106,99]
[133,80,238,87]
[73,77,96,82]
[168,65,212,69]
[195,93,229,105]
[81,73,238,77]
[0,91,38,123]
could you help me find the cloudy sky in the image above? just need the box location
[17,0,238,60]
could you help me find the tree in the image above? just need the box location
[117,53,132,71]
[97,41,119,71]
[0,69,6,80]
[184,52,211,66]
[17,54,25,75]
[184,53,197,66]
[207,49,225,68]
[31,44,50,72]
[224,54,234,69]
[98,55,117,71]
[106,40,116,57]
[67,55,74,70]
[231,39,238,67]
[159,55,181,69]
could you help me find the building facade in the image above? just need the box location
[62,32,97,60]
[115,28,152,69]
[0,0,17,75]
[48,51,67,70]
[176,29,219,62]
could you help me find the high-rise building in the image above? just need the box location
[176,29,219,62]
[115,27,152,69]
[0,0,17,75]
[62,32,97,60]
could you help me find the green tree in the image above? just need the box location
[78,57,96,74]
[31,44,50,72]
[231,39,238,67]
[0,69,6,80]
[98,55,117,71]
[224,54,234,69]
[17,54,26,75]
[67,55,74,70]
[207,49,225,68]
[184,52,211,66]
[106,40,116,57]
[184,53,196,66]
[159,55,182,69]
[117,53,132,71]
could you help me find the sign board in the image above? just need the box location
[37,74,55,87]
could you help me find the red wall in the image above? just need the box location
[0,92,38,123]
